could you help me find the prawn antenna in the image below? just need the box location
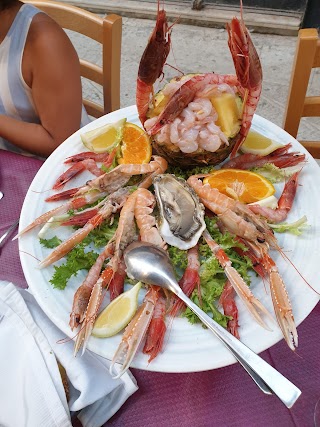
[279,247,320,296]
[18,250,41,262]
[30,188,52,195]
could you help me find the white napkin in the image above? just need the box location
[0,281,138,427]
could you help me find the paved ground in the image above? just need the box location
[67,14,320,142]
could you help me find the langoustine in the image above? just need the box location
[70,156,167,354]
[110,188,169,377]
[187,174,299,350]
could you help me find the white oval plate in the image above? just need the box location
[19,105,320,373]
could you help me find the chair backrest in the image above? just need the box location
[283,28,320,159]
[24,0,122,118]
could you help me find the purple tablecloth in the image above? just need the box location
[1,149,319,427]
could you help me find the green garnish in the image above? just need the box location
[40,236,62,249]
[251,163,300,183]
[166,217,253,327]
[269,215,308,235]
[50,244,99,290]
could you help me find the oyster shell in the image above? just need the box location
[153,174,206,250]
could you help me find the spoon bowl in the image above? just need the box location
[124,241,301,409]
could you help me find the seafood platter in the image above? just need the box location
[18,1,320,374]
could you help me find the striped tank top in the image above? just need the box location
[0,4,90,156]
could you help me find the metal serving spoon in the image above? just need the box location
[124,241,301,409]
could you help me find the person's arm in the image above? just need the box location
[0,14,83,157]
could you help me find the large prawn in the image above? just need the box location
[110,188,168,377]
[72,189,139,355]
[136,0,172,124]
[222,144,306,170]
[187,175,278,250]
[23,157,167,268]
[203,229,272,330]
[226,1,262,157]
[138,0,262,158]
[249,171,300,223]
[187,175,303,349]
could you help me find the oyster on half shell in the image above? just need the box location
[153,174,206,250]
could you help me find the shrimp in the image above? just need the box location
[60,208,99,227]
[222,144,306,170]
[143,292,167,362]
[136,0,171,124]
[45,187,82,202]
[73,190,139,355]
[111,188,168,376]
[249,171,300,223]
[53,150,116,190]
[244,240,298,350]
[187,175,278,250]
[73,266,114,356]
[134,188,167,249]
[15,190,106,238]
[77,156,168,195]
[110,287,160,378]
[203,229,272,330]
[21,157,167,265]
[69,241,114,330]
[52,159,103,190]
[142,0,262,158]
[147,73,239,136]
[227,0,263,157]
[65,151,113,164]
[38,187,132,269]
[109,258,127,301]
[219,280,240,339]
[169,245,201,317]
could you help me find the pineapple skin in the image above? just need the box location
[152,133,240,168]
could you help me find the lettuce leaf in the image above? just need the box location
[251,163,302,183]
[50,244,99,290]
[269,215,308,235]
[168,217,253,328]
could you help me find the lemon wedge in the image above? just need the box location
[92,281,142,338]
[249,195,278,209]
[241,130,283,156]
[81,118,126,153]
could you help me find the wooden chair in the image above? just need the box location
[283,28,320,159]
[24,0,122,118]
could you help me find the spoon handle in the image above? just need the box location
[176,290,301,408]
[217,338,273,395]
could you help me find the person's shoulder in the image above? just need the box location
[27,11,76,57]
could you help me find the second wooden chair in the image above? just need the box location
[283,28,320,159]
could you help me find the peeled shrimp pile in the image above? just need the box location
[144,80,237,154]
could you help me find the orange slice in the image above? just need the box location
[117,123,152,164]
[203,169,275,204]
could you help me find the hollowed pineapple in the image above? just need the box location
[146,77,243,167]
